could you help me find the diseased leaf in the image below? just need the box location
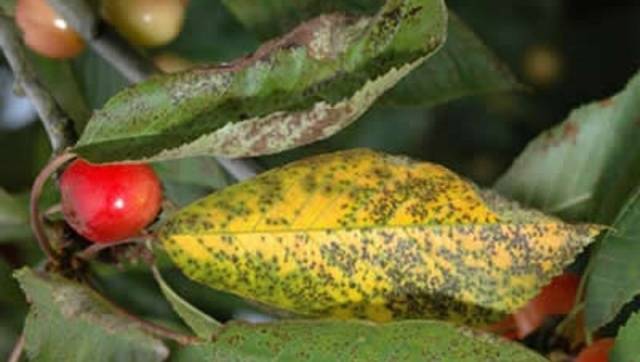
[173,320,547,362]
[495,70,640,223]
[222,0,382,38]
[584,188,640,332]
[223,0,518,108]
[611,312,640,362]
[74,0,447,162]
[15,268,169,362]
[151,266,221,340]
[159,149,601,325]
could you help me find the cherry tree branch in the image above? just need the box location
[0,15,76,153]
[46,0,261,180]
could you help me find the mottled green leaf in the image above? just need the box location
[495,70,640,222]
[584,188,640,332]
[160,149,601,325]
[15,267,169,362]
[173,320,546,362]
[0,188,30,242]
[611,312,640,362]
[152,266,221,339]
[74,0,447,162]
[224,0,518,108]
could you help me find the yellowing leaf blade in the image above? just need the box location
[160,149,602,325]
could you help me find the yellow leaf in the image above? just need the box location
[159,149,602,325]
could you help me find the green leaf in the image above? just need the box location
[222,0,380,37]
[611,312,640,362]
[584,188,640,332]
[165,0,258,62]
[72,50,129,109]
[154,157,231,207]
[0,0,15,15]
[0,258,22,305]
[383,14,519,107]
[152,266,221,340]
[29,53,91,133]
[173,320,547,361]
[222,1,518,108]
[15,267,169,362]
[495,70,640,223]
[74,0,447,162]
[0,189,30,242]
[160,149,601,325]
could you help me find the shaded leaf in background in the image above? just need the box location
[72,50,129,109]
[0,0,15,15]
[584,188,640,332]
[160,149,601,325]
[165,0,258,62]
[74,0,448,162]
[384,14,519,107]
[0,188,30,242]
[153,156,231,207]
[223,0,518,108]
[29,53,91,133]
[173,320,546,362]
[151,266,221,340]
[495,70,640,223]
[611,312,640,362]
[15,268,169,362]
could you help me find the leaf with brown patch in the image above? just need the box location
[495,70,640,222]
[74,0,447,163]
[159,149,602,325]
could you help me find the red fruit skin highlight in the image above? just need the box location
[60,159,162,243]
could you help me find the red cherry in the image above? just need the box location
[60,158,162,243]
[576,338,615,362]
[512,273,580,338]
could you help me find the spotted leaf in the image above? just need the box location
[159,149,602,325]
[174,319,547,361]
[73,0,447,163]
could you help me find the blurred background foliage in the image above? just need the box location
[1,0,639,358]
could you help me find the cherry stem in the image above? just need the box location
[30,152,76,264]
[82,273,199,345]
[75,236,151,261]
[8,333,25,362]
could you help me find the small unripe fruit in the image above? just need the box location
[60,159,162,244]
[153,52,193,73]
[15,0,85,59]
[103,0,186,48]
